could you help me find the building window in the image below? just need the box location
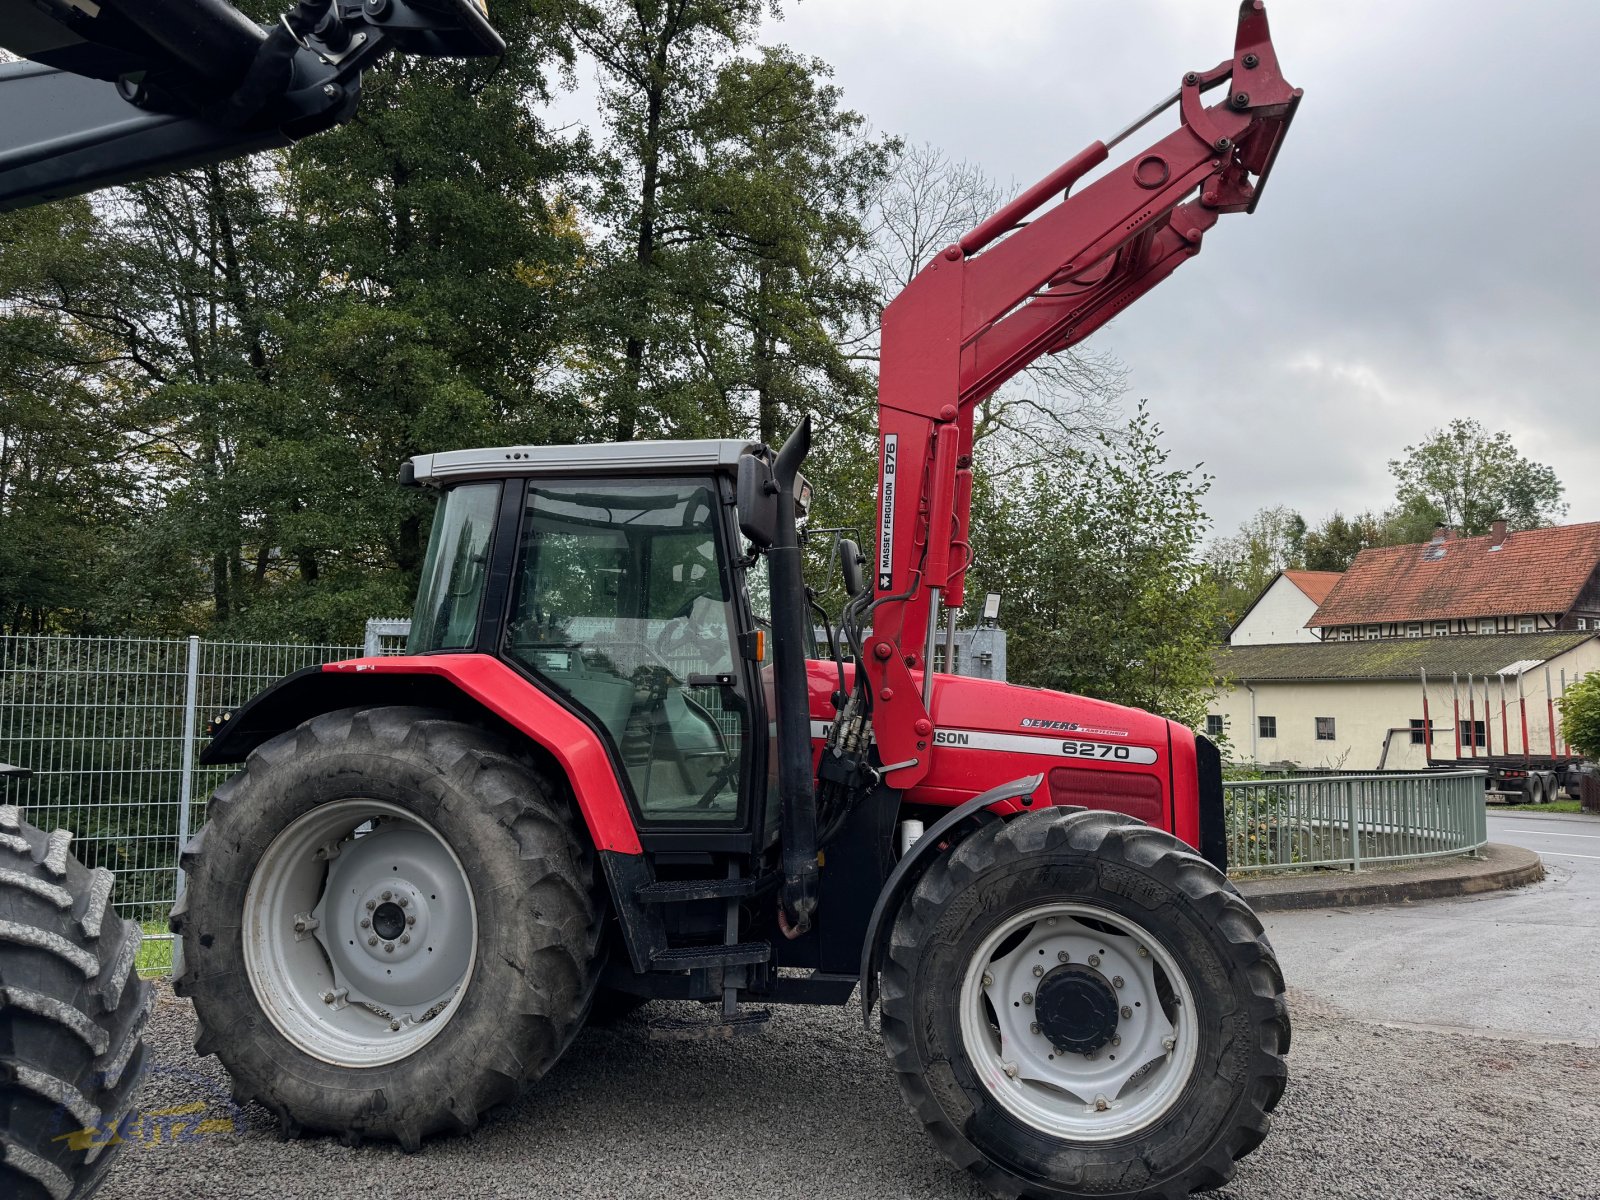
[1410,718,1429,745]
[1580,618,1589,631]
[1406,623,1422,638]
[1518,616,1535,633]
[1365,625,1380,640]
[1205,715,1224,739]
[1433,621,1450,637]
[1337,628,1353,642]
[1258,715,1277,740]
[1460,719,1487,749]
[1315,717,1336,741]
[1479,618,1496,635]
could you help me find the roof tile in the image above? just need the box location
[1215,630,1594,682]
[1309,523,1600,628]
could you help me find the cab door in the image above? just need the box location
[502,476,767,837]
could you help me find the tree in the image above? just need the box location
[967,404,1222,727]
[1389,418,1566,537]
[1559,672,1600,759]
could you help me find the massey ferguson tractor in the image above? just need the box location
[1,3,1300,1198]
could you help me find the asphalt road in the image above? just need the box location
[1260,809,1600,1044]
[94,812,1600,1200]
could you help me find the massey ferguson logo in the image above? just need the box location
[877,434,898,590]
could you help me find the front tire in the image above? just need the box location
[880,808,1289,1200]
[172,707,603,1148]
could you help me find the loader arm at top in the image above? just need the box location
[862,0,1302,784]
[0,0,502,213]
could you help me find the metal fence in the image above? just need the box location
[1225,770,1488,874]
[0,634,363,972]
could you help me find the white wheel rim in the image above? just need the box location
[958,902,1200,1141]
[242,799,477,1068]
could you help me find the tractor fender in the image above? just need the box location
[200,653,643,855]
[858,773,1043,1026]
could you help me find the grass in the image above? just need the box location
[1493,799,1585,814]
[137,920,174,977]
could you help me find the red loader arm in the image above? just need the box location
[862,0,1301,786]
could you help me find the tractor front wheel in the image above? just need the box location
[880,807,1289,1200]
[172,707,603,1148]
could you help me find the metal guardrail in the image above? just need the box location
[1225,770,1489,874]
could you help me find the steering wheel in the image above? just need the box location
[654,594,726,663]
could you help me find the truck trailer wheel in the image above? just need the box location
[172,707,603,1148]
[879,808,1288,1200]
[0,809,150,1200]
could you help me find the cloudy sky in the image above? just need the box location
[742,0,1598,536]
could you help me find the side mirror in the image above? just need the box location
[737,451,779,549]
[837,538,867,598]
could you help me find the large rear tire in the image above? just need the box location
[172,706,603,1148]
[0,808,150,1200]
[879,808,1289,1200]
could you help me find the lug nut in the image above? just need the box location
[1084,1051,1096,1061]
[1113,976,1125,989]
[384,942,395,953]
[1057,950,1069,963]
[365,900,376,912]
[390,1019,401,1032]
[1030,1022,1041,1035]
[1111,1036,1121,1047]
[382,890,393,902]
[1045,917,1057,926]
[360,918,371,929]
[1023,992,1034,1005]
[1032,965,1044,978]
[1137,945,1148,958]
[981,972,994,988]
[1087,954,1101,968]
[1094,1094,1109,1112]
[1121,1006,1132,1020]
[368,936,378,946]
[406,915,416,926]
[400,935,410,945]
[1162,1036,1176,1052]
[1003,1062,1019,1079]
[398,896,409,908]
[321,991,335,1004]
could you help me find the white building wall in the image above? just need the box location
[1229,576,1322,646]
[1208,641,1600,769]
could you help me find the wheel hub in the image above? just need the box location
[311,823,470,1020]
[1035,963,1120,1055]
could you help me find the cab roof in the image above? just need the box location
[407,438,759,487]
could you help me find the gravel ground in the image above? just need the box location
[97,984,1600,1200]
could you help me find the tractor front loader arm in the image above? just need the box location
[860,0,1302,786]
[0,0,502,212]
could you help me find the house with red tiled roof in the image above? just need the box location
[1206,521,1600,768]
[1307,520,1600,641]
[1228,569,1343,646]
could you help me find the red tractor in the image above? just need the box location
[3,3,1301,1198]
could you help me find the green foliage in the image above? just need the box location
[1389,417,1566,536]
[1559,672,1600,759]
[967,404,1222,727]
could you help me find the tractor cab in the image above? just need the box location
[404,439,795,843]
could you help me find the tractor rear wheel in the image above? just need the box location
[0,809,150,1200]
[880,807,1288,1200]
[172,707,603,1148]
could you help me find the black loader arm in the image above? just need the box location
[0,0,502,212]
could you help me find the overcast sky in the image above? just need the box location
[560,1,1599,537]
